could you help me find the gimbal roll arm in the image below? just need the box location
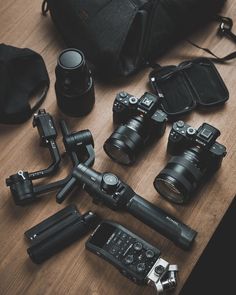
[6,116,95,206]
[29,109,61,180]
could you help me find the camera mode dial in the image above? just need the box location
[101,173,119,194]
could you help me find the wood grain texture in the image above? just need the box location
[0,1,235,294]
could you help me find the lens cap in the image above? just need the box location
[58,49,84,70]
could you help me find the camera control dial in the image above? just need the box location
[187,127,196,136]
[101,173,119,194]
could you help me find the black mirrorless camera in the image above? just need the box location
[154,121,227,204]
[103,92,167,165]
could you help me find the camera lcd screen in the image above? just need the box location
[89,223,116,248]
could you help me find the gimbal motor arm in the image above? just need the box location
[28,109,61,180]
[6,111,95,206]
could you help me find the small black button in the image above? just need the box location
[134,242,142,251]
[110,246,118,255]
[117,231,122,237]
[137,263,146,272]
[138,254,143,261]
[125,255,134,265]
[119,92,128,98]
[116,239,122,246]
[121,233,127,240]
[146,250,155,259]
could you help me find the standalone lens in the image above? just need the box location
[154,148,205,204]
[55,49,95,117]
[103,116,147,165]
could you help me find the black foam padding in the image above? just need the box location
[150,58,229,117]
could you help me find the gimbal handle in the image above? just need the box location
[56,164,197,250]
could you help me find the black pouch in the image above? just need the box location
[42,0,227,78]
[0,44,49,124]
[149,58,229,118]
[25,205,99,264]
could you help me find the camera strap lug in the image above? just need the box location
[41,0,49,16]
[217,16,236,43]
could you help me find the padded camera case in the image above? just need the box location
[149,58,229,118]
[42,0,226,78]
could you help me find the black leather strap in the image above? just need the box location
[188,15,236,63]
[187,40,236,63]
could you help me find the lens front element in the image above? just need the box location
[154,149,205,204]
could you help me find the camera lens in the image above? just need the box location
[104,116,147,165]
[55,49,95,117]
[154,148,205,204]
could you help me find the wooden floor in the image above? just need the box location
[0,1,235,294]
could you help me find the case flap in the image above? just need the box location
[149,64,197,116]
[149,58,229,117]
[182,58,229,106]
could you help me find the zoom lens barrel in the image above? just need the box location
[104,116,147,165]
[55,49,95,117]
[154,148,205,204]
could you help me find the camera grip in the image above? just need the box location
[126,194,197,250]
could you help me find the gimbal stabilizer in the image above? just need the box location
[56,164,197,250]
[6,109,95,206]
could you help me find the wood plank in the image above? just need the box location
[0,1,235,294]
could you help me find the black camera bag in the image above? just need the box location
[42,0,228,78]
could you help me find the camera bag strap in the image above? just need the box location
[186,16,236,64]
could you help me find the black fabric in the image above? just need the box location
[0,44,49,124]
[43,0,227,78]
[149,58,229,118]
